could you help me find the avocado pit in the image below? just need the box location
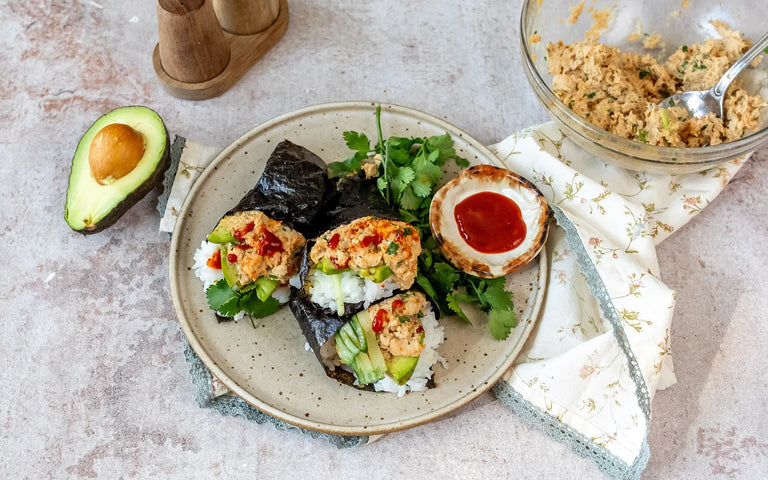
[88,123,146,185]
[64,106,170,234]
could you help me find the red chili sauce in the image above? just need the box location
[207,250,222,269]
[256,227,284,256]
[372,308,388,332]
[453,191,526,254]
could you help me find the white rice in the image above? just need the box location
[271,284,291,304]
[192,241,292,320]
[373,305,446,396]
[192,240,224,288]
[307,269,398,312]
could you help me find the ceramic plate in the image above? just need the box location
[169,102,547,436]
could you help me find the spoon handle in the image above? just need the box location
[712,31,768,98]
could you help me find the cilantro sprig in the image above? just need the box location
[329,106,518,340]
[416,241,518,340]
[206,279,280,327]
[330,106,469,234]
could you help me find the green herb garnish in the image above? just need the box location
[206,279,280,325]
[332,107,518,340]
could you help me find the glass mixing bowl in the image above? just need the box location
[520,0,768,174]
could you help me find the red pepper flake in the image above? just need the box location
[256,227,284,256]
[391,299,404,312]
[372,309,388,332]
[360,233,382,247]
[206,250,222,269]
[226,253,238,263]
[233,221,256,241]
[234,243,251,250]
[328,233,340,249]
[416,325,424,334]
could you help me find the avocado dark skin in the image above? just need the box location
[64,106,171,234]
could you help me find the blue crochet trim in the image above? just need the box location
[179,330,369,449]
[493,205,651,479]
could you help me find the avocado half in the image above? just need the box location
[64,106,171,234]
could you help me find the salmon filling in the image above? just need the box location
[225,211,306,285]
[310,216,422,289]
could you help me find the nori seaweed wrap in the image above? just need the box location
[193,141,329,322]
[226,139,328,234]
[289,174,425,386]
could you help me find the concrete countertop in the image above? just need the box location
[2,1,766,478]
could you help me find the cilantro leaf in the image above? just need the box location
[376,176,388,199]
[416,273,449,312]
[240,292,281,320]
[396,166,416,186]
[343,130,371,152]
[446,293,471,324]
[426,133,456,164]
[205,279,281,322]
[327,155,362,178]
[411,177,433,198]
[386,242,400,255]
[488,308,518,340]
[206,280,237,312]
[454,155,470,168]
[217,297,242,318]
[399,187,421,210]
[413,153,443,186]
[480,277,515,311]
[398,208,420,225]
[432,262,461,293]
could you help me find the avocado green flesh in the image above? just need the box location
[349,311,387,385]
[207,219,235,244]
[255,277,279,302]
[317,257,344,274]
[385,356,419,385]
[359,265,392,283]
[220,245,239,287]
[64,106,170,234]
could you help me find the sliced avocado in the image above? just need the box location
[335,318,367,365]
[221,245,239,287]
[385,356,419,385]
[254,277,279,302]
[207,218,235,244]
[335,332,359,365]
[317,256,342,274]
[64,106,170,234]
[359,265,392,283]
[353,311,387,384]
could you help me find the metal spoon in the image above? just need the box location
[658,31,768,118]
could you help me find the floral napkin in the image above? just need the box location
[159,122,745,479]
[489,122,743,478]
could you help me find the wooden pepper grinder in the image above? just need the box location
[153,0,289,100]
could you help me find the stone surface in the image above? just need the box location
[1,1,766,478]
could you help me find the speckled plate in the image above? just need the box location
[169,102,547,436]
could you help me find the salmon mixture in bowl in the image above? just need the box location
[547,21,766,147]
